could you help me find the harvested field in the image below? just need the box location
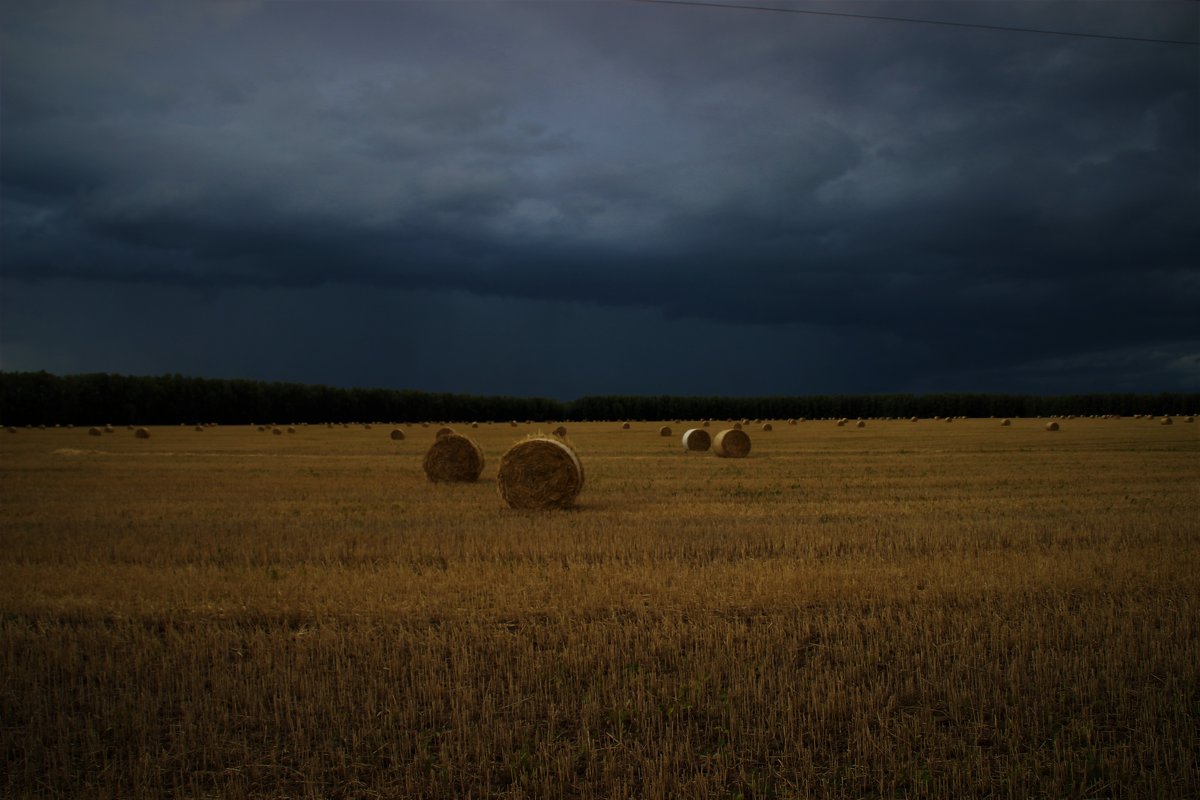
[1,418,1197,799]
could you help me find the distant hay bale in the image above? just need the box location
[702,420,711,427]
[1045,421,1060,432]
[659,425,672,436]
[855,420,865,428]
[257,425,267,432]
[272,427,283,435]
[135,427,150,439]
[287,426,296,434]
[682,428,711,452]
[910,416,919,422]
[732,422,743,430]
[435,426,456,440]
[1186,416,1195,423]
[761,423,773,431]
[788,419,796,425]
[422,434,485,483]
[88,427,102,436]
[390,429,405,441]
[553,425,567,437]
[622,422,631,430]
[945,417,953,423]
[1160,417,1173,426]
[836,419,847,427]
[104,425,114,433]
[496,435,584,509]
[1001,418,1012,426]
[5,427,16,434]
[712,428,751,458]
[511,421,519,427]
[194,425,204,432]
[471,422,479,428]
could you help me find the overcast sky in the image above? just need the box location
[2,0,1197,398]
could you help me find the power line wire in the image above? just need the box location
[629,0,1200,46]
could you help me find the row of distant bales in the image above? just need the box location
[10,415,1192,510]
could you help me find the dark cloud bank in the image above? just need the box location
[2,1,1197,398]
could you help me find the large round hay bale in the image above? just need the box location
[88,427,102,436]
[435,426,455,440]
[712,428,751,458]
[390,429,405,441]
[1001,418,1012,426]
[1045,421,1060,432]
[134,427,150,439]
[552,425,567,437]
[422,434,485,483]
[682,428,711,452]
[1160,417,1174,426]
[761,422,773,431]
[497,435,584,509]
[659,425,672,437]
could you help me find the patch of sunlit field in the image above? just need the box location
[2,417,1197,799]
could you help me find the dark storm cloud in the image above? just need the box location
[2,1,1197,392]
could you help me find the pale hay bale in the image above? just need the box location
[855,420,865,428]
[910,416,919,422]
[88,427,102,436]
[682,428,711,452]
[945,417,953,423]
[712,428,751,458]
[423,433,485,483]
[1045,421,1060,432]
[836,419,847,427]
[761,423,773,431]
[659,425,672,437]
[135,427,150,439]
[390,429,406,441]
[511,421,519,427]
[702,420,711,427]
[622,422,631,430]
[1160,417,1173,426]
[553,425,567,437]
[1001,418,1012,426]
[788,419,797,425]
[104,425,114,433]
[471,422,479,428]
[497,435,584,509]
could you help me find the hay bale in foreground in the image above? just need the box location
[390,429,405,441]
[435,426,455,440]
[682,428,711,452]
[1045,421,1060,432]
[1001,418,1012,426]
[659,425,672,437]
[712,428,751,458]
[497,435,584,509]
[423,434,485,483]
[134,427,150,439]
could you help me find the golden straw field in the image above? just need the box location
[2,417,1198,798]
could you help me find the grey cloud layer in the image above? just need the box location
[3,1,1197,381]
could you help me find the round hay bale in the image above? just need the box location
[1160,417,1173,425]
[552,425,567,437]
[194,425,204,432]
[855,420,865,428]
[1001,418,1012,426]
[945,417,953,423]
[712,428,751,458]
[390,429,406,441]
[497,435,584,509]
[422,434,485,483]
[272,427,283,435]
[702,420,711,427]
[1045,421,1060,432]
[134,427,150,439]
[104,425,114,433]
[88,427,102,436]
[622,422,631,430]
[682,428,711,451]
[836,419,847,427]
[435,426,455,440]
[732,421,743,430]
[1185,416,1195,423]
[511,421,519,427]
[659,425,672,437]
[471,422,479,428]
[5,427,16,434]
[761,422,773,431]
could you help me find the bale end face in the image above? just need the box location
[659,426,672,436]
[1001,419,1012,426]
[1045,421,1060,431]
[761,423,773,431]
[712,428,751,458]
[498,436,584,509]
[621,422,631,430]
[390,429,406,441]
[423,434,485,483]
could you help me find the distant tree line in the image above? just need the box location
[0,371,1196,426]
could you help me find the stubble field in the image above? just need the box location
[2,417,1197,798]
